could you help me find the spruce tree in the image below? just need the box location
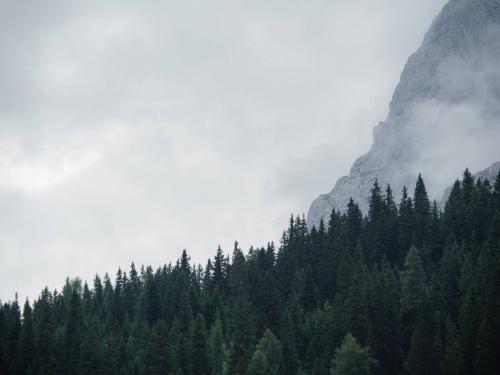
[146,320,169,375]
[330,333,376,375]
[413,174,431,250]
[405,297,442,375]
[208,319,229,375]
[65,290,83,374]
[279,309,300,375]
[369,260,402,375]
[400,247,427,351]
[399,186,414,261]
[256,329,282,375]
[192,314,209,375]
[247,350,268,375]
[18,300,35,374]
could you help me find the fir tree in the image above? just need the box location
[330,333,376,375]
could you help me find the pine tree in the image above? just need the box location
[303,303,335,374]
[256,329,282,375]
[65,290,83,373]
[280,309,300,375]
[494,171,500,212]
[439,245,462,320]
[79,318,105,375]
[192,314,209,375]
[330,333,376,375]
[209,319,229,375]
[146,320,169,375]
[346,199,363,250]
[444,180,466,244]
[383,185,401,265]
[413,174,431,250]
[4,298,21,375]
[213,246,228,294]
[405,298,442,375]
[400,247,427,351]
[442,317,461,375]
[369,260,402,375]
[247,350,268,375]
[399,186,414,261]
[366,180,384,262]
[18,300,35,374]
[167,318,182,374]
[141,267,160,323]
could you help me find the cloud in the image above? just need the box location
[403,25,500,197]
[0,0,448,301]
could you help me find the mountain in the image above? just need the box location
[308,0,500,228]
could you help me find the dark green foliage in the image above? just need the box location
[79,319,105,375]
[330,333,377,375]
[247,350,268,375]
[146,320,169,375]
[368,260,402,375]
[279,309,300,375]
[65,289,83,373]
[255,329,282,375]
[405,298,442,375]
[208,319,229,375]
[192,314,210,375]
[413,174,431,250]
[400,247,427,351]
[2,170,500,374]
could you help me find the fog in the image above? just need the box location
[406,25,500,198]
[0,0,448,301]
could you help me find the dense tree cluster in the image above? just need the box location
[1,169,500,375]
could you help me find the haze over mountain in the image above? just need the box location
[308,0,500,228]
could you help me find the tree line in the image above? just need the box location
[1,169,499,375]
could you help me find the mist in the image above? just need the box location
[405,25,500,198]
[0,0,448,301]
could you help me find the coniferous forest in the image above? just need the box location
[1,169,500,375]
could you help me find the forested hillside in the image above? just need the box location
[1,170,499,375]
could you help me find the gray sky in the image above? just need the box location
[0,0,447,301]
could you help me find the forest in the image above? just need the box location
[1,169,499,375]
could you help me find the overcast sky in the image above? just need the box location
[0,0,447,301]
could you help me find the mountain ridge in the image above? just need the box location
[307,0,500,228]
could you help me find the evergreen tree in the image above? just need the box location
[442,317,461,375]
[79,319,105,375]
[279,309,300,375]
[346,199,363,250]
[17,300,35,374]
[413,174,431,250]
[330,333,376,375]
[247,350,269,375]
[209,319,229,375]
[405,297,442,375]
[256,329,282,375]
[399,186,414,261]
[146,320,169,375]
[369,260,402,375]
[5,297,21,375]
[192,314,209,375]
[400,247,427,351]
[65,290,83,373]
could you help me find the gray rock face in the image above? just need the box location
[307,0,500,228]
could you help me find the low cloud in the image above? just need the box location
[0,0,447,301]
[405,26,500,196]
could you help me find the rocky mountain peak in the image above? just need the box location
[307,0,500,228]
